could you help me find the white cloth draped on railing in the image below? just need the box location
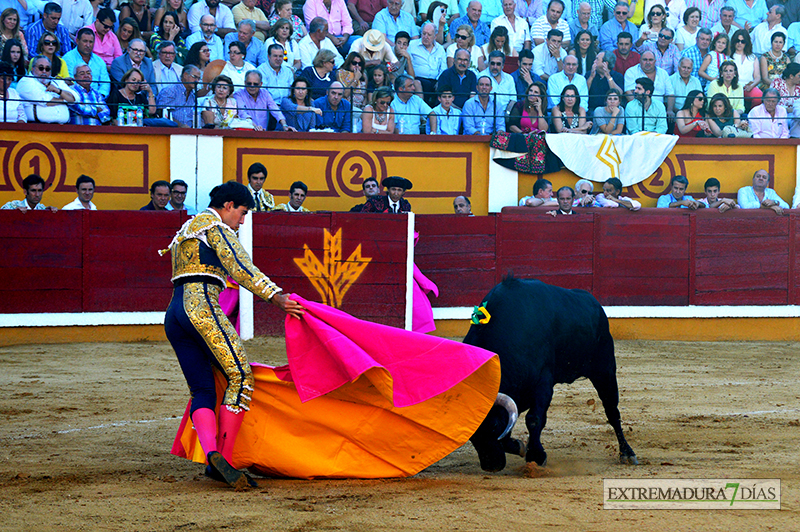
[545,132,679,187]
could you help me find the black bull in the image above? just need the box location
[464,277,638,471]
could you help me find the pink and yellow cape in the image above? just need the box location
[171,296,500,479]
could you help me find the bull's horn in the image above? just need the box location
[495,393,518,440]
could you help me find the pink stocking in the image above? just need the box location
[191,408,218,456]
[217,407,244,464]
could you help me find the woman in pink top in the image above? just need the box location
[508,81,548,133]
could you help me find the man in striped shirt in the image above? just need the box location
[69,64,111,125]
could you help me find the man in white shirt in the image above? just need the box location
[752,4,788,55]
[153,41,183,94]
[257,43,294,101]
[62,174,98,210]
[624,50,671,104]
[165,179,198,215]
[17,55,76,124]
[185,15,225,61]
[491,0,531,52]
[531,0,571,47]
[409,22,447,105]
[532,28,566,81]
[545,53,587,108]
[298,17,345,69]
[187,0,236,36]
[710,6,740,39]
[56,0,94,36]
[478,50,517,109]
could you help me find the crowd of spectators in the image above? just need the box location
[0,0,797,135]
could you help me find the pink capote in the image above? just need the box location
[411,232,439,333]
[284,295,484,406]
[218,277,240,334]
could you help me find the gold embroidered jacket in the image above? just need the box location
[166,209,282,301]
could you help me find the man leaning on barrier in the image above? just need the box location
[157,65,202,128]
[69,64,112,125]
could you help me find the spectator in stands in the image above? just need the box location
[508,81,547,131]
[638,4,667,46]
[223,20,265,66]
[759,31,788,91]
[569,29,595,77]
[612,32,639,76]
[69,64,112,125]
[595,177,641,210]
[120,0,155,41]
[698,177,737,212]
[674,89,712,136]
[519,178,557,207]
[532,29,566,81]
[667,56,702,116]
[373,0,419,44]
[64,28,111,98]
[446,24,481,71]
[26,3,73,57]
[410,22,447,106]
[552,84,591,132]
[436,48,477,108]
[264,18,301,70]
[675,6,702,50]
[361,85,396,132]
[624,50,670,102]
[392,74,437,133]
[587,51,623,111]
[349,176,381,212]
[531,0,571,47]
[572,178,594,206]
[710,5,738,39]
[706,92,751,137]
[220,40,256,88]
[235,69,294,130]
[2,38,26,85]
[392,30,420,82]
[680,27,711,84]
[448,1,489,47]
[626,76,667,133]
[657,175,704,209]
[150,12,187,59]
[362,175,413,213]
[281,77,321,131]
[234,0,271,42]
[111,39,157,95]
[314,80,352,131]
[0,60,25,123]
[698,32,731,86]
[188,0,235,35]
[453,195,472,214]
[480,50,516,109]
[186,15,225,62]
[299,17,345,69]
[479,18,514,70]
[462,74,504,134]
[492,0,531,52]
[730,29,761,110]
[116,18,143,57]
[200,74,239,128]
[300,48,339,99]
[641,27,680,75]
[152,41,183,94]
[738,168,788,213]
[62,174,97,210]
[749,86,789,137]
[591,87,625,133]
[0,8,28,53]
[270,0,307,42]
[546,53,587,108]
[569,2,598,41]
[258,43,294,102]
[510,48,542,98]
[351,28,397,68]
[86,8,121,68]
[18,55,76,123]
[107,67,159,124]
[156,64,201,127]
[164,179,197,214]
[246,162,275,211]
[304,0,355,55]
[348,0,388,35]
[140,180,172,210]
[1,174,57,211]
[33,31,69,78]
[428,83,461,133]
[707,60,745,114]
[599,1,638,52]
[275,181,312,212]
[546,186,576,216]
[752,5,786,55]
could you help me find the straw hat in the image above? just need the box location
[363,29,386,52]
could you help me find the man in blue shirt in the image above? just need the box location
[25,2,73,55]
[372,0,418,44]
[69,64,111,125]
[314,81,352,132]
[656,175,705,209]
[257,43,294,102]
[63,27,111,97]
[392,74,438,133]
[510,49,543,100]
[435,47,477,108]
[462,75,506,134]
[223,20,265,66]
[737,169,790,213]
[449,0,491,46]
[156,65,201,127]
[599,0,638,52]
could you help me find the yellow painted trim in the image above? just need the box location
[0,325,167,347]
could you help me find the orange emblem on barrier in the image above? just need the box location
[294,228,372,308]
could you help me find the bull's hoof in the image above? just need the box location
[517,440,528,458]
[620,454,639,465]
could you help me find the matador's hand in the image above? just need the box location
[272,293,305,319]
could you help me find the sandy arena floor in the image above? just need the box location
[0,338,797,531]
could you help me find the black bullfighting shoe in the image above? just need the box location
[207,451,251,490]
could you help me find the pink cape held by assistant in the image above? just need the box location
[171,296,500,479]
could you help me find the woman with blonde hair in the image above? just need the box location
[0,8,27,58]
[446,24,481,71]
[299,48,338,99]
[30,32,68,78]
[479,26,514,70]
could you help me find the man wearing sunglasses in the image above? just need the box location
[640,27,680,74]
[599,0,638,52]
[25,2,73,56]
[17,55,76,124]
[233,70,296,131]
[84,7,122,67]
